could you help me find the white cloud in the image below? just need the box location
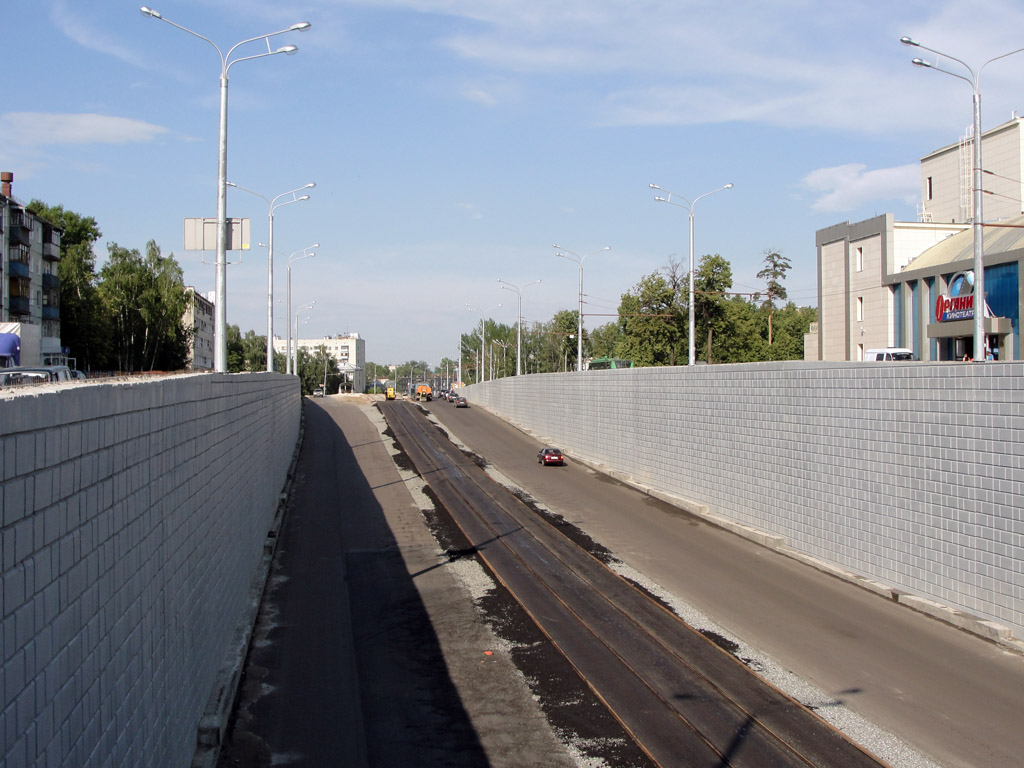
[801,163,919,212]
[50,0,150,69]
[456,202,484,220]
[331,0,1024,135]
[1,113,169,148]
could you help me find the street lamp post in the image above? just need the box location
[140,7,310,372]
[650,183,733,366]
[553,245,610,372]
[227,181,314,371]
[286,245,318,374]
[493,339,511,379]
[498,278,541,375]
[466,303,502,383]
[293,300,315,376]
[901,37,1024,361]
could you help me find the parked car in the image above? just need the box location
[538,447,565,466]
[455,395,468,408]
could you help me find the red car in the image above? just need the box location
[537,447,565,466]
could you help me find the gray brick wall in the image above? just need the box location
[467,361,1024,635]
[0,373,300,768]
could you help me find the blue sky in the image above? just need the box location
[7,0,1024,365]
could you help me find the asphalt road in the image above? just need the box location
[218,397,574,768]
[426,396,1024,768]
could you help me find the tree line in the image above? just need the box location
[28,201,190,373]
[367,249,814,387]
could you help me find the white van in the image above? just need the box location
[864,348,915,361]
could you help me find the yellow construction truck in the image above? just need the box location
[415,383,433,401]
[385,386,396,400]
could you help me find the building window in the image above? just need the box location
[927,176,933,200]
[857,343,864,361]
[855,246,864,273]
[856,296,864,322]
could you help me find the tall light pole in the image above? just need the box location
[493,339,512,379]
[140,7,310,372]
[498,278,541,375]
[553,245,610,372]
[293,300,315,376]
[650,183,733,366]
[901,37,1024,361]
[227,181,314,371]
[466,303,502,383]
[286,245,318,374]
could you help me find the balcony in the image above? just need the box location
[42,226,61,261]
[8,295,30,315]
[42,305,60,320]
[7,259,29,279]
[42,273,60,290]
[7,210,32,247]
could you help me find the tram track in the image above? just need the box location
[382,401,890,768]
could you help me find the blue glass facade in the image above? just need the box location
[928,265,1019,360]
[985,262,1019,355]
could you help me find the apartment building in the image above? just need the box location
[274,332,366,391]
[183,288,215,371]
[1,172,64,367]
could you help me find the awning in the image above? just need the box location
[0,333,20,366]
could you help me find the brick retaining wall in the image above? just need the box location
[1,373,300,768]
[467,361,1024,636]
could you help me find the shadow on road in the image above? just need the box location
[218,402,489,767]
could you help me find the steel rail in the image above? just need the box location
[382,402,888,768]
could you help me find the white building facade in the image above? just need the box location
[812,118,1024,362]
[274,332,366,392]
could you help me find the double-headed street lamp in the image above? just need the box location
[286,245,318,374]
[466,303,502,383]
[498,278,541,376]
[901,37,1024,361]
[227,181,315,371]
[553,245,610,372]
[650,183,733,366]
[140,7,310,372]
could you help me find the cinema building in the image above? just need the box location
[812,117,1024,362]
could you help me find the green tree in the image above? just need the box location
[551,309,580,371]
[617,271,679,366]
[97,241,189,371]
[588,321,623,360]
[25,201,109,370]
[139,241,189,370]
[693,254,733,364]
[226,325,246,372]
[755,249,792,346]
[769,302,817,360]
[296,344,340,395]
[714,297,767,363]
